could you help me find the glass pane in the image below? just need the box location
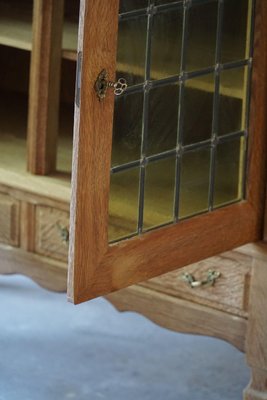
[155,0,182,4]
[155,0,183,6]
[221,0,250,64]
[213,137,244,207]
[112,91,143,167]
[179,148,211,218]
[147,83,179,156]
[109,168,140,242]
[183,73,214,145]
[218,66,247,136]
[109,0,254,242]
[143,158,175,230]
[151,8,183,80]
[119,0,148,13]
[186,1,218,72]
[116,16,147,86]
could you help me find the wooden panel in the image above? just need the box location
[35,206,69,262]
[140,249,252,317]
[68,0,267,304]
[27,0,64,175]
[0,243,67,292]
[106,285,247,352]
[0,192,20,246]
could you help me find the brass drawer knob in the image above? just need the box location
[182,270,221,288]
[94,69,127,101]
[56,223,69,245]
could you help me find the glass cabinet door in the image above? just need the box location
[68,0,266,304]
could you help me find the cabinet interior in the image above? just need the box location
[0,0,78,192]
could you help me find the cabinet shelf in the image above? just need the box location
[0,92,71,202]
[0,14,78,61]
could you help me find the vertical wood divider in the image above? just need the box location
[27,0,64,175]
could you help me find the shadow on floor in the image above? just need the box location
[0,275,249,400]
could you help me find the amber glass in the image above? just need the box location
[186,1,217,72]
[109,168,140,242]
[183,73,214,145]
[218,67,247,136]
[116,16,148,86]
[108,0,252,242]
[119,0,148,13]
[179,148,211,218]
[213,137,244,207]
[221,0,250,64]
[151,8,183,79]
[143,158,176,230]
[112,91,144,167]
[147,83,179,155]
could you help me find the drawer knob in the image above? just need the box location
[56,223,69,245]
[182,270,221,288]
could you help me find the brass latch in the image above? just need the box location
[94,69,127,101]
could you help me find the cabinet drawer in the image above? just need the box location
[141,250,251,317]
[0,192,20,246]
[35,206,69,262]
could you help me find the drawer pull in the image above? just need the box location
[182,270,221,288]
[56,223,69,245]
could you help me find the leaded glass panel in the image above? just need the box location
[108,0,253,243]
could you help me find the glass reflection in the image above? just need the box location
[112,91,143,167]
[218,67,247,136]
[147,83,179,155]
[183,73,214,145]
[119,0,148,13]
[179,148,211,218]
[116,16,147,86]
[151,8,183,80]
[214,137,244,207]
[109,168,140,242]
[143,158,176,229]
[186,1,217,72]
[221,0,250,64]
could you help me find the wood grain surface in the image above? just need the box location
[27,0,64,175]
[35,206,69,262]
[106,284,247,352]
[0,192,20,247]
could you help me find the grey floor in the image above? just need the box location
[0,275,249,400]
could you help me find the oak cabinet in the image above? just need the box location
[0,1,267,399]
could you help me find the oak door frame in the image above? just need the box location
[68,0,267,304]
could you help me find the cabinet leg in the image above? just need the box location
[244,368,267,400]
[244,251,267,400]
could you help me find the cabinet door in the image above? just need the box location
[68,0,267,304]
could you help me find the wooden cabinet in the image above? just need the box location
[0,1,267,399]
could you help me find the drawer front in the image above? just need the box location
[0,192,20,246]
[35,206,69,262]
[141,251,251,316]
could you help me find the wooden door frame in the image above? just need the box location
[68,0,267,304]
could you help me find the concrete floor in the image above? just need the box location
[0,275,250,400]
